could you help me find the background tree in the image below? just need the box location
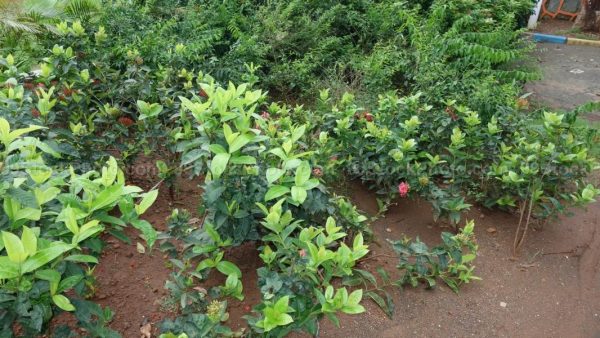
[575,0,600,32]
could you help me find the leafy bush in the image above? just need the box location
[50,0,536,112]
[251,204,368,335]
[0,118,157,335]
[159,203,369,336]
[1,0,540,173]
[487,111,599,250]
[174,80,369,243]
[390,220,479,292]
[405,0,537,119]
[303,83,599,243]
[1,21,194,171]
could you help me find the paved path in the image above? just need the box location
[525,43,600,118]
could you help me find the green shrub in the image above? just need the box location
[305,88,599,237]
[0,117,157,335]
[174,80,369,243]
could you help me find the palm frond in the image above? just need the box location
[0,0,62,35]
[22,0,64,19]
[0,18,40,34]
[64,0,103,20]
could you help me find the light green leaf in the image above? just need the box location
[137,100,163,120]
[21,226,37,257]
[101,157,118,187]
[64,254,98,264]
[210,153,230,179]
[14,207,41,222]
[266,168,285,184]
[274,295,291,313]
[291,125,306,143]
[291,186,307,204]
[27,167,53,184]
[341,303,365,314]
[90,184,124,212]
[222,123,237,145]
[0,257,19,279]
[216,261,242,278]
[347,289,363,306]
[135,190,158,215]
[2,124,45,146]
[303,178,320,190]
[2,231,27,263]
[34,187,60,205]
[34,269,61,284]
[0,118,9,141]
[228,133,253,153]
[52,294,75,311]
[209,144,227,154]
[230,156,256,165]
[265,185,290,201]
[204,224,221,243]
[294,161,311,186]
[130,219,157,248]
[196,258,215,271]
[73,220,103,244]
[58,206,79,235]
[21,242,74,274]
[462,253,476,263]
[269,148,287,160]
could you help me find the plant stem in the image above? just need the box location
[513,197,527,252]
[515,192,535,252]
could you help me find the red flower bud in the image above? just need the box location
[364,112,374,122]
[118,116,135,127]
[31,108,40,118]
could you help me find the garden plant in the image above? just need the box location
[0,0,599,337]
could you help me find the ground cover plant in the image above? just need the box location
[1,0,599,336]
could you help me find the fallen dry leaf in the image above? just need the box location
[193,286,208,294]
[140,323,151,338]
